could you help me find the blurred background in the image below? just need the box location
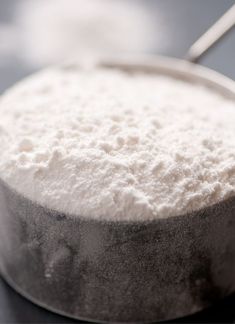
[0,0,235,94]
[0,0,235,323]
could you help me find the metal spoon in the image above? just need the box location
[186,4,235,63]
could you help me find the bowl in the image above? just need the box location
[0,55,235,323]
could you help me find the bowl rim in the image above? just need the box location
[97,54,235,99]
[1,176,235,227]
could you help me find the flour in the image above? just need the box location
[0,66,235,221]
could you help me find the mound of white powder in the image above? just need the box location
[0,66,235,221]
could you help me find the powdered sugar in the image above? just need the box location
[0,66,235,221]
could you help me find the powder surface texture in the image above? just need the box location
[0,66,235,221]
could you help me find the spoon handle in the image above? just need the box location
[186,4,235,63]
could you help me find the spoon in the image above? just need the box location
[186,3,235,63]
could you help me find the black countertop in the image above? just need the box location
[0,0,235,323]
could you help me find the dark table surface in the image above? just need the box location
[0,0,235,323]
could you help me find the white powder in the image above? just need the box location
[0,66,235,221]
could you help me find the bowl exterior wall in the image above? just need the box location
[1,180,235,323]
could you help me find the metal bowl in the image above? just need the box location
[0,56,235,323]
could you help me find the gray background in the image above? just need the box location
[0,0,235,323]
